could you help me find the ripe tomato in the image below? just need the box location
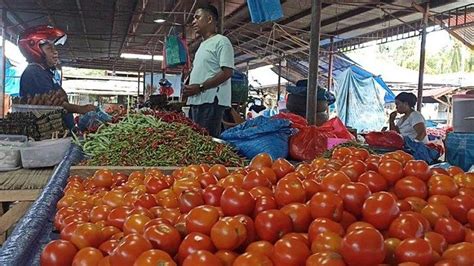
[210,217,247,250]
[428,175,459,197]
[399,211,431,232]
[254,209,293,243]
[245,240,274,257]
[249,153,273,170]
[179,190,204,213]
[144,176,170,194]
[320,171,351,193]
[220,186,255,216]
[302,178,321,199]
[89,205,113,223]
[242,170,271,190]
[143,223,181,256]
[218,173,244,188]
[420,203,450,227]
[362,192,400,230]
[110,233,152,266]
[253,196,278,216]
[404,196,428,213]
[70,222,104,249]
[448,194,474,224]
[447,166,464,177]
[123,214,151,235]
[99,239,119,256]
[208,164,229,179]
[272,158,295,180]
[72,247,104,266]
[233,251,273,266]
[202,185,224,206]
[311,231,342,253]
[272,237,311,266]
[101,225,121,241]
[358,170,388,193]
[308,218,345,243]
[378,159,404,185]
[57,195,77,209]
[281,232,310,247]
[133,249,176,266]
[306,252,346,266]
[332,147,352,160]
[280,203,312,232]
[428,195,453,206]
[468,208,474,228]
[185,205,219,235]
[424,232,448,254]
[340,160,367,182]
[274,176,306,207]
[214,251,237,266]
[177,232,215,264]
[182,250,222,266]
[260,167,278,184]
[454,172,474,189]
[404,160,431,181]
[388,215,424,240]
[340,228,386,266]
[159,208,180,225]
[249,186,274,199]
[395,238,433,266]
[92,169,114,188]
[346,221,374,234]
[60,222,82,242]
[394,176,428,199]
[441,242,474,266]
[434,217,465,244]
[338,182,371,217]
[309,191,344,221]
[40,240,77,266]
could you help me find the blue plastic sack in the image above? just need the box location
[247,0,284,23]
[77,107,112,132]
[220,116,293,159]
[403,137,440,165]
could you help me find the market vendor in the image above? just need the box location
[389,92,428,143]
[18,25,96,129]
[183,5,234,137]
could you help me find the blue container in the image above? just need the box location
[446,132,474,171]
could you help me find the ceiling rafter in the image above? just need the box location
[75,0,93,58]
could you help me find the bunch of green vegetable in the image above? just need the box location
[76,114,246,167]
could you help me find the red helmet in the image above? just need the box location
[18,25,67,63]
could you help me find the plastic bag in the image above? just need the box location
[220,116,293,160]
[320,117,355,140]
[364,131,404,149]
[77,108,112,132]
[165,35,187,67]
[273,113,308,129]
[247,0,284,23]
[289,126,337,161]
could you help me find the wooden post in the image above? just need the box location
[328,37,334,91]
[0,9,6,118]
[137,71,141,98]
[306,0,322,125]
[277,55,282,105]
[150,56,155,100]
[417,4,429,112]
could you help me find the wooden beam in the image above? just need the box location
[0,190,41,202]
[0,202,33,237]
[108,0,119,58]
[417,3,428,112]
[307,0,322,125]
[125,0,150,48]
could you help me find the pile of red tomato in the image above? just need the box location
[42,147,474,266]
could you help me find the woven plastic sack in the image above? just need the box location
[220,116,293,160]
[165,35,187,67]
[289,126,337,161]
[247,0,284,23]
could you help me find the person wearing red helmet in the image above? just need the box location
[18,25,95,129]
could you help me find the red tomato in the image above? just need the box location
[388,215,424,240]
[320,171,351,193]
[143,223,181,256]
[306,252,346,266]
[311,231,342,254]
[424,232,448,254]
[202,185,224,206]
[215,250,238,266]
[272,237,311,266]
[40,240,77,266]
[106,206,133,229]
[123,214,151,235]
[468,208,474,228]
[434,217,465,244]
[110,233,152,266]
[272,158,295,180]
[308,218,345,243]
[101,225,121,241]
[395,238,433,266]
[358,171,388,193]
[177,232,215,264]
[384,237,401,265]
[196,172,218,188]
[179,190,204,213]
[404,160,431,181]
[249,153,273,170]
[362,192,400,230]
[144,176,170,194]
[72,247,104,266]
[234,215,256,250]
[208,164,229,179]
[302,178,321,199]
[420,203,450,227]
[428,195,453,206]
[399,211,432,232]
[233,251,273,266]
[253,196,278,216]
[280,203,312,233]
[337,182,371,217]
[185,205,220,235]
[70,222,104,249]
[447,166,464,177]
[89,205,113,223]
[92,169,114,188]
[60,222,82,242]
[274,176,306,207]
[340,228,386,266]
[242,170,271,190]
[448,194,474,224]
[309,191,344,221]
[441,242,474,266]
[378,159,404,185]
[181,250,221,266]
[249,186,274,199]
[340,211,357,231]
[210,217,247,250]
[220,186,255,216]
[428,175,459,197]
[133,250,176,265]
[254,209,293,243]
[394,176,428,199]
[99,239,119,256]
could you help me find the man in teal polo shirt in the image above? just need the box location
[183,5,234,137]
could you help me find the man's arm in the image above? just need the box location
[58,88,95,114]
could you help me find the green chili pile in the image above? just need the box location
[77,114,246,167]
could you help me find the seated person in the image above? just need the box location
[389,92,428,143]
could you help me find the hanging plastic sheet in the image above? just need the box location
[334,67,388,132]
[0,145,84,265]
[247,0,284,23]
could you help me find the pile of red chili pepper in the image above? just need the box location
[144,110,207,135]
[78,114,245,167]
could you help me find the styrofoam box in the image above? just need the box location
[0,135,28,170]
[20,138,71,168]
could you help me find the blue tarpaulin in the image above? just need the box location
[5,59,21,96]
[334,67,391,132]
[247,0,284,23]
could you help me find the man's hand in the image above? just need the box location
[81,104,96,114]
[389,111,398,121]
[183,84,201,97]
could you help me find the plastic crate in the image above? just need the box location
[0,135,27,171]
[20,138,71,168]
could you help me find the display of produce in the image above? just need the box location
[77,113,245,166]
[144,110,207,135]
[43,148,474,266]
[0,109,66,140]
